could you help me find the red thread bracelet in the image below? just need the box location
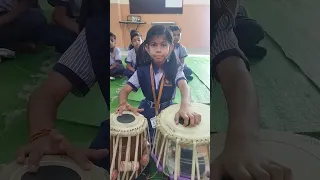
[29,129,51,143]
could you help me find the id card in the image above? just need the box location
[150,116,157,129]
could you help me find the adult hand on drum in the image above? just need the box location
[175,105,201,127]
[16,130,109,173]
[116,102,144,116]
[211,141,292,180]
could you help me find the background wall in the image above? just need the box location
[110,0,210,53]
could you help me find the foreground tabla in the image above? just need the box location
[152,103,210,180]
[110,111,150,180]
[0,155,108,180]
[211,130,320,180]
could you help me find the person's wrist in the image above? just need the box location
[225,129,259,149]
[180,101,190,109]
[29,129,52,143]
[119,101,127,107]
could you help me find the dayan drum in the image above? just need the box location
[110,111,150,180]
[211,130,320,180]
[152,103,210,180]
[0,155,108,180]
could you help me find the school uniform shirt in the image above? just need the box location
[127,62,186,103]
[0,0,15,12]
[110,47,121,66]
[212,0,249,79]
[48,0,82,18]
[125,48,137,68]
[174,43,188,66]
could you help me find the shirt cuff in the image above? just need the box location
[127,82,138,92]
[213,48,250,71]
[53,63,90,97]
[175,77,187,86]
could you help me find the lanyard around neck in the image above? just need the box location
[150,64,165,116]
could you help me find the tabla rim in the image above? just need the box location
[110,111,148,137]
[156,103,210,145]
[0,155,107,180]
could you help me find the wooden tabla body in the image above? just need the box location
[211,130,320,180]
[152,103,210,180]
[110,111,150,180]
[0,155,108,180]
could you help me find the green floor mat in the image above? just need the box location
[57,85,108,127]
[212,37,320,132]
[0,49,55,117]
[185,56,210,89]
[243,0,320,89]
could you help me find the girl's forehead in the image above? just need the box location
[132,36,141,40]
[149,35,167,43]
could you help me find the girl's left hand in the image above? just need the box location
[174,106,201,127]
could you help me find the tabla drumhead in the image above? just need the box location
[157,103,210,144]
[0,155,107,180]
[211,130,320,179]
[110,111,148,137]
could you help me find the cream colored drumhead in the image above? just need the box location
[110,111,148,137]
[157,103,210,144]
[211,130,320,179]
[0,155,108,180]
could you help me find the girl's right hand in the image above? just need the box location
[115,102,144,116]
[16,130,108,173]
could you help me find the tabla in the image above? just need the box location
[0,155,108,180]
[152,103,210,180]
[110,111,150,180]
[211,130,320,180]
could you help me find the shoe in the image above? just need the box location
[186,76,193,81]
[244,46,267,60]
[110,76,115,80]
[0,48,16,59]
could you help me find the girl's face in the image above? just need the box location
[131,36,142,50]
[110,36,116,48]
[172,30,181,44]
[145,35,173,64]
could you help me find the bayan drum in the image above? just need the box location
[0,155,108,180]
[152,103,210,180]
[110,111,150,180]
[211,130,320,180]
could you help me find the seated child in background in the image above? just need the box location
[169,25,193,81]
[128,30,139,50]
[110,32,125,79]
[45,0,82,53]
[0,0,47,53]
[123,31,143,79]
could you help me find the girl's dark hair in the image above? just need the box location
[110,32,116,39]
[136,25,178,83]
[128,31,142,50]
[169,25,181,32]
